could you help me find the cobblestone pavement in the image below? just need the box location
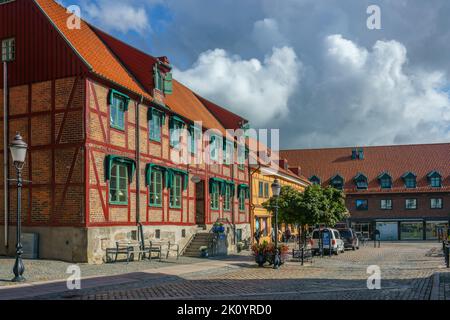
[0,255,208,287]
[24,242,449,300]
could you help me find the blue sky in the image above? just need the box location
[62,0,450,148]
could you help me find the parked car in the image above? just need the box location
[310,228,345,255]
[337,228,360,250]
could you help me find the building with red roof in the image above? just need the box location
[281,143,450,240]
[0,0,251,263]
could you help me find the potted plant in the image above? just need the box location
[213,222,225,233]
[266,243,289,265]
[199,246,209,258]
[251,241,269,267]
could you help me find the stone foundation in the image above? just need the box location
[0,223,251,264]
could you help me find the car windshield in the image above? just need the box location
[339,230,352,238]
[312,230,331,239]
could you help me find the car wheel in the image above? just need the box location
[356,246,360,250]
[334,249,339,255]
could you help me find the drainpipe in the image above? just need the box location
[230,160,236,245]
[3,61,9,249]
[136,95,144,249]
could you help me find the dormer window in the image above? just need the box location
[402,172,417,189]
[354,173,368,190]
[330,174,344,190]
[153,64,173,95]
[309,175,321,185]
[427,171,442,188]
[378,172,392,189]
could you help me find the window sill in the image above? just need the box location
[109,203,128,207]
[169,207,182,211]
[111,125,125,133]
[149,204,163,208]
[149,138,162,144]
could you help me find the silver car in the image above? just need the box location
[311,228,345,255]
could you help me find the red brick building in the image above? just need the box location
[0,0,251,263]
[281,144,450,241]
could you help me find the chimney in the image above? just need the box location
[289,167,301,176]
[358,148,364,160]
[278,159,289,171]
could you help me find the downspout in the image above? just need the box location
[230,160,236,245]
[3,61,9,248]
[136,95,144,249]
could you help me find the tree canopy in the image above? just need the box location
[262,184,349,228]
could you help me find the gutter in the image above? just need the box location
[249,163,261,243]
[136,95,144,249]
[3,61,8,248]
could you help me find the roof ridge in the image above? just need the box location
[281,141,450,152]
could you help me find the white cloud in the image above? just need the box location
[80,0,150,34]
[173,47,301,126]
[295,34,450,147]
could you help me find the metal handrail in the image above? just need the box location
[179,232,196,256]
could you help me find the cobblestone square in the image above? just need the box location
[1,242,449,300]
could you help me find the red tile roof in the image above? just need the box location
[280,143,450,193]
[34,0,240,134]
[195,94,248,130]
[34,0,150,100]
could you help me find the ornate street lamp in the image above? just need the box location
[271,178,281,269]
[9,133,27,282]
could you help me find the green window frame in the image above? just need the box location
[154,65,164,91]
[109,163,129,205]
[110,92,128,130]
[149,111,162,142]
[209,135,220,161]
[169,117,185,149]
[149,169,163,207]
[223,184,232,211]
[169,174,182,208]
[430,176,442,188]
[210,182,220,210]
[264,183,269,198]
[224,140,234,165]
[188,126,200,155]
[239,189,246,212]
[238,144,245,170]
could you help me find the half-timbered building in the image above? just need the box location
[0,0,251,263]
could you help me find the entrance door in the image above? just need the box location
[195,180,205,226]
[376,222,398,241]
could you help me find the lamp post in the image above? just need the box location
[9,133,27,282]
[271,178,281,269]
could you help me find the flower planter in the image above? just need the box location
[213,225,225,233]
[255,254,266,267]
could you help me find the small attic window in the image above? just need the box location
[330,174,344,190]
[309,175,321,185]
[354,173,368,190]
[153,64,173,95]
[2,38,15,62]
[427,171,442,188]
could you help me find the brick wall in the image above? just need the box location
[0,77,85,227]
[85,78,251,227]
[347,192,450,220]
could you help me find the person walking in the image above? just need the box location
[374,229,381,248]
[285,227,291,244]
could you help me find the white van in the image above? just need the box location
[311,228,345,255]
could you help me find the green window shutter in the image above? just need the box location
[163,72,173,95]
[145,164,167,186]
[166,168,189,190]
[108,89,130,111]
[105,155,136,183]
[237,184,250,199]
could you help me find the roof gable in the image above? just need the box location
[34,0,150,99]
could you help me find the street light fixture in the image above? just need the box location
[271,178,281,269]
[9,132,27,282]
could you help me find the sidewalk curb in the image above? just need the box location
[429,272,440,300]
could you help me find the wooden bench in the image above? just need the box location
[106,240,149,263]
[292,247,313,266]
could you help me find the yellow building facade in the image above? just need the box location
[250,163,310,243]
